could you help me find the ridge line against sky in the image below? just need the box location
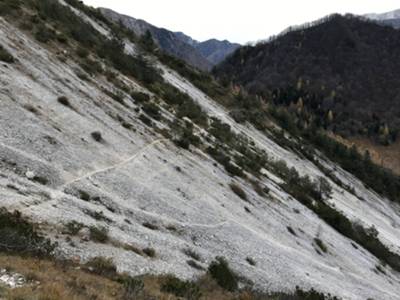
[82,0,399,44]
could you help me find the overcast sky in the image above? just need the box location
[82,0,399,44]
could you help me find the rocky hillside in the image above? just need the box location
[100,8,239,70]
[1,1,400,299]
[215,14,400,144]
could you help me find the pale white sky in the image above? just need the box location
[83,0,399,43]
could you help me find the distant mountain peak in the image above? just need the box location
[99,8,239,70]
[365,8,400,20]
[364,8,400,29]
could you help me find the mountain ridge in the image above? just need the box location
[99,7,239,70]
[365,8,400,29]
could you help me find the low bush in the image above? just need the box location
[251,180,266,197]
[0,208,55,257]
[287,226,297,236]
[64,221,83,235]
[139,114,152,127]
[208,257,238,292]
[34,24,56,43]
[80,58,103,75]
[119,276,145,299]
[142,247,156,258]
[183,249,201,261]
[314,238,328,253]
[161,275,201,300]
[91,131,103,142]
[89,226,108,243]
[0,45,14,63]
[32,175,49,185]
[86,210,111,223]
[76,46,89,58]
[187,260,205,271]
[229,183,247,201]
[295,286,339,300]
[142,222,159,230]
[131,91,150,103]
[142,102,161,120]
[86,256,116,277]
[57,96,71,107]
[78,190,90,201]
[105,89,124,104]
[207,147,244,177]
[246,257,256,266]
[0,0,21,15]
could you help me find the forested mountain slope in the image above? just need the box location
[215,15,400,144]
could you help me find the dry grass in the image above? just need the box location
[0,254,298,300]
[350,137,400,176]
[330,133,400,175]
[0,254,122,300]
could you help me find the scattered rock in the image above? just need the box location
[25,170,35,179]
[0,269,26,289]
[78,227,91,242]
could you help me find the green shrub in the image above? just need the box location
[65,221,84,235]
[105,89,124,104]
[0,208,55,257]
[161,275,201,300]
[0,45,14,63]
[208,257,238,292]
[142,102,161,120]
[32,175,49,185]
[0,0,21,16]
[142,247,156,258]
[78,190,91,201]
[91,131,103,142]
[97,38,162,85]
[287,226,297,236]
[89,226,108,243]
[57,96,71,107]
[34,24,56,43]
[246,257,256,266]
[173,122,201,150]
[131,91,150,103]
[139,114,152,127]
[176,98,207,126]
[295,286,339,300]
[80,58,102,75]
[207,147,244,177]
[76,46,89,58]
[314,238,328,253]
[142,222,159,230]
